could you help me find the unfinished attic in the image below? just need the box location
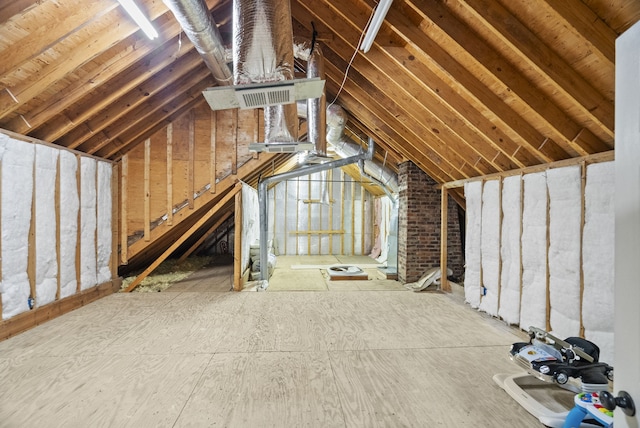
[1,0,640,426]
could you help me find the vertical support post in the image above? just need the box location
[284,180,288,255]
[579,161,586,337]
[496,177,503,311]
[111,163,119,280]
[94,159,99,286]
[144,138,151,241]
[28,157,37,305]
[210,110,217,194]
[351,179,355,255]
[518,173,524,315]
[75,155,82,293]
[166,123,173,225]
[340,171,345,255]
[188,111,195,209]
[545,173,552,332]
[296,178,300,255]
[231,109,238,176]
[252,109,259,159]
[307,175,311,255]
[440,186,450,292]
[360,188,365,255]
[0,156,3,314]
[120,154,129,264]
[328,169,334,254]
[233,186,243,291]
[272,181,277,255]
[55,154,61,299]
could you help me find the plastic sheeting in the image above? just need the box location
[583,161,615,364]
[1,135,34,319]
[463,181,482,308]
[498,175,521,325]
[520,172,548,331]
[479,180,500,316]
[547,166,582,339]
[35,145,59,307]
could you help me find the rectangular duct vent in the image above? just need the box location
[238,86,293,109]
[249,142,314,153]
[202,78,325,111]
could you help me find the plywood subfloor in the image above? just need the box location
[0,256,543,427]
[267,255,404,291]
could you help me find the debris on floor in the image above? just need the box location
[121,256,214,292]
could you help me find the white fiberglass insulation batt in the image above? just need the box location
[269,184,285,255]
[242,184,259,273]
[479,180,500,316]
[1,136,34,319]
[583,161,615,364]
[80,157,97,290]
[547,166,582,339]
[463,181,482,308]
[35,145,59,307]
[96,162,112,284]
[371,196,391,264]
[59,151,79,299]
[498,175,521,325]
[519,172,548,331]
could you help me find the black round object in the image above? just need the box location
[564,337,600,362]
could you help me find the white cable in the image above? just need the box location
[328,1,378,108]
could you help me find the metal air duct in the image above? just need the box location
[294,37,326,157]
[326,104,398,193]
[162,0,233,86]
[233,0,297,145]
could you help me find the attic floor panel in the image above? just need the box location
[0,256,540,427]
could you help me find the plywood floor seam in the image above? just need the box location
[0,255,542,427]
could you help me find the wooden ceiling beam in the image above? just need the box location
[542,0,616,65]
[326,53,486,178]
[0,0,40,24]
[2,0,227,136]
[96,80,213,160]
[456,0,614,139]
[0,3,167,119]
[0,0,117,77]
[387,19,572,163]
[405,0,610,157]
[294,2,503,177]
[58,50,205,149]
[80,71,213,156]
[320,2,529,171]
[8,14,189,138]
[323,66,466,183]
[369,44,527,171]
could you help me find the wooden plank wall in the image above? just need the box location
[122,104,263,262]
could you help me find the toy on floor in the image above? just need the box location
[510,327,613,390]
[563,390,636,428]
[494,326,614,428]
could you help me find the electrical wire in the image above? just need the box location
[328,1,378,108]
